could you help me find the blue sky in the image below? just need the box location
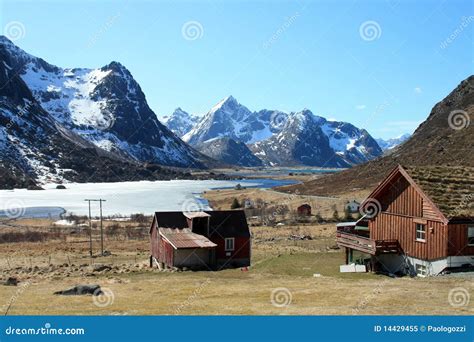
[0,0,472,139]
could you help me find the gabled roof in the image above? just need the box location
[159,228,217,249]
[152,210,250,238]
[365,164,474,222]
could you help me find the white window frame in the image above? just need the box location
[415,264,427,277]
[468,226,474,246]
[416,223,426,242]
[225,237,235,251]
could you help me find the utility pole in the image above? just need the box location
[99,199,106,256]
[85,199,93,257]
[84,199,107,257]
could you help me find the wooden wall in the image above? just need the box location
[370,213,448,260]
[378,175,423,217]
[448,223,474,256]
[150,220,160,259]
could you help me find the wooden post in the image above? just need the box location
[99,199,104,256]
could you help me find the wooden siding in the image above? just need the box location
[150,220,160,259]
[378,175,423,217]
[448,223,474,256]
[369,212,448,260]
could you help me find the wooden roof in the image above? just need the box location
[403,165,474,220]
[159,228,217,249]
[152,210,251,238]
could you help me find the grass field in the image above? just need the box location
[0,221,472,315]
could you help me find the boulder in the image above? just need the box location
[54,285,103,296]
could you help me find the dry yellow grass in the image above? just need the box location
[203,187,370,219]
[0,224,472,315]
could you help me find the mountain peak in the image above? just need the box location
[211,95,239,112]
[0,35,13,45]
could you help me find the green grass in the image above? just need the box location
[253,251,380,279]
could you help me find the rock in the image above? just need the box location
[102,250,112,256]
[91,264,112,272]
[54,285,103,296]
[4,277,19,286]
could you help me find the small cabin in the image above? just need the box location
[336,165,474,276]
[150,210,251,270]
[297,204,312,216]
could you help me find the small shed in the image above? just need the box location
[297,204,312,216]
[150,210,251,269]
[157,228,216,268]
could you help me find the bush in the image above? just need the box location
[231,198,241,209]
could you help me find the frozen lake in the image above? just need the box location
[0,178,295,217]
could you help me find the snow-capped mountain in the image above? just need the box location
[251,110,351,167]
[162,108,200,137]
[195,137,263,167]
[376,133,411,151]
[182,96,285,145]
[320,118,383,165]
[0,36,208,169]
[184,96,382,167]
[0,45,188,187]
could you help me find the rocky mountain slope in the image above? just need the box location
[194,137,263,167]
[0,49,190,189]
[0,36,208,169]
[280,75,474,195]
[182,96,285,145]
[179,96,382,167]
[162,108,200,137]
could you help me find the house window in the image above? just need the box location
[225,237,235,251]
[415,264,427,277]
[416,223,426,242]
[468,226,474,246]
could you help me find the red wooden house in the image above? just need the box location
[150,210,251,270]
[336,165,474,276]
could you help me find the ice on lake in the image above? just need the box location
[0,179,294,217]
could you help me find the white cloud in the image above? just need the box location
[414,87,422,94]
[355,104,366,110]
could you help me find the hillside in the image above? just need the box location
[279,75,474,195]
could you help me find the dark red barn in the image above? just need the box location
[150,210,251,270]
[297,204,312,216]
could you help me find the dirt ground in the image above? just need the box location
[0,220,472,315]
